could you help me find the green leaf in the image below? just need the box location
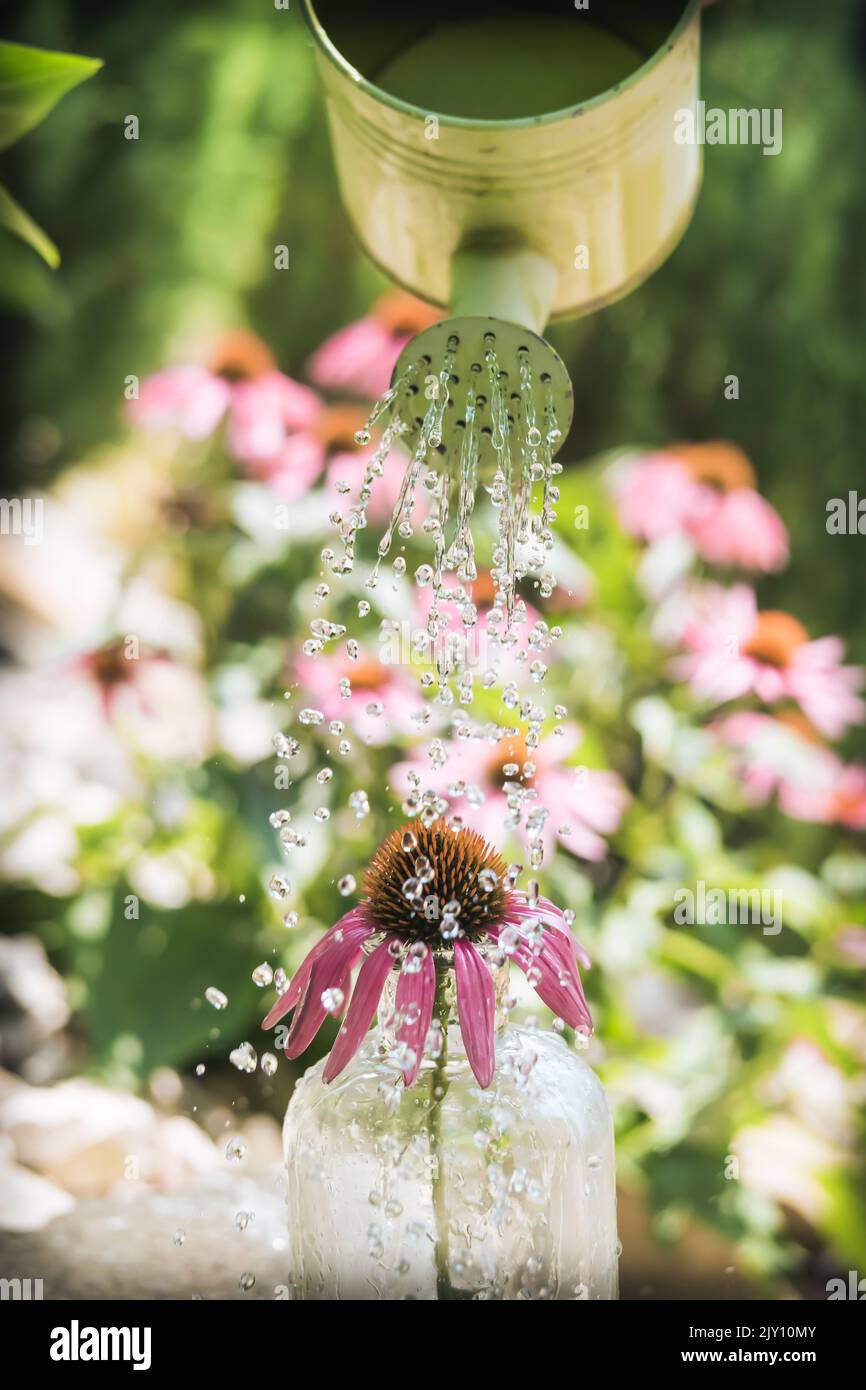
[82,890,264,1078]
[0,180,58,266]
[0,40,102,151]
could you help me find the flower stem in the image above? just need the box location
[429,972,455,1300]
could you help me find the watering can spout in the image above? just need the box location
[449,244,558,339]
[302,0,702,458]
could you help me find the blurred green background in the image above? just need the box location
[2,0,865,654]
[1,0,865,1301]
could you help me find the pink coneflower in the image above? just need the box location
[412,572,541,678]
[391,725,629,863]
[713,710,857,823]
[129,331,322,472]
[71,639,171,719]
[66,640,212,763]
[670,583,865,738]
[306,290,442,401]
[781,756,866,829]
[262,820,591,1088]
[610,442,789,573]
[324,439,424,526]
[246,402,375,502]
[293,647,422,746]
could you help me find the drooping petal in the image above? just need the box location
[262,912,371,1029]
[504,892,592,970]
[514,941,592,1033]
[454,939,495,1089]
[284,931,368,1059]
[489,916,593,1033]
[395,947,436,1087]
[323,939,396,1083]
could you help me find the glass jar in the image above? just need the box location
[282,967,618,1300]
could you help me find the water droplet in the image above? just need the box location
[205,987,228,1011]
[272,733,300,758]
[299,707,324,726]
[230,1042,257,1074]
[321,987,345,1015]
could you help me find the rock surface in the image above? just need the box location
[0,1169,289,1300]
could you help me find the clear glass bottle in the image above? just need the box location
[282,966,618,1300]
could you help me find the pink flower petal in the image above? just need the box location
[505,894,592,971]
[306,319,399,400]
[490,925,592,1032]
[228,372,322,460]
[284,929,370,1058]
[262,912,371,1029]
[130,366,231,439]
[454,939,495,1089]
[689,489,789,573]
[323,939,396,1083]
[395,947,436,1087]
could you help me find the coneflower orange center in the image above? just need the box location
[207,330,275,382]
[745,611,809,668]
[363,818,506,940]
[673,441,757,492]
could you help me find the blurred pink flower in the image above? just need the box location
[306,290,442,400]
[391,724,629,862]
[324,442,419,525]
[129,331,322,473]
[834,926,866,967]
[412,573,543,679]
[294,647,422,746]
[610,442,788,573]
[670,583,865,738]
[245,401,373,503]
[65,640,212,765]
[715,711,866,826]
[790,762,866,829]
[71,640,171,720]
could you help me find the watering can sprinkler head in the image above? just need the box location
[390,242,573,460]
[302,0,702,461]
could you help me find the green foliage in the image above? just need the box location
[0,39,101,269]
[1,0,864,1298]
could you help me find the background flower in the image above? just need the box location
[609,442,789,572]
[2,0,865,1303]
